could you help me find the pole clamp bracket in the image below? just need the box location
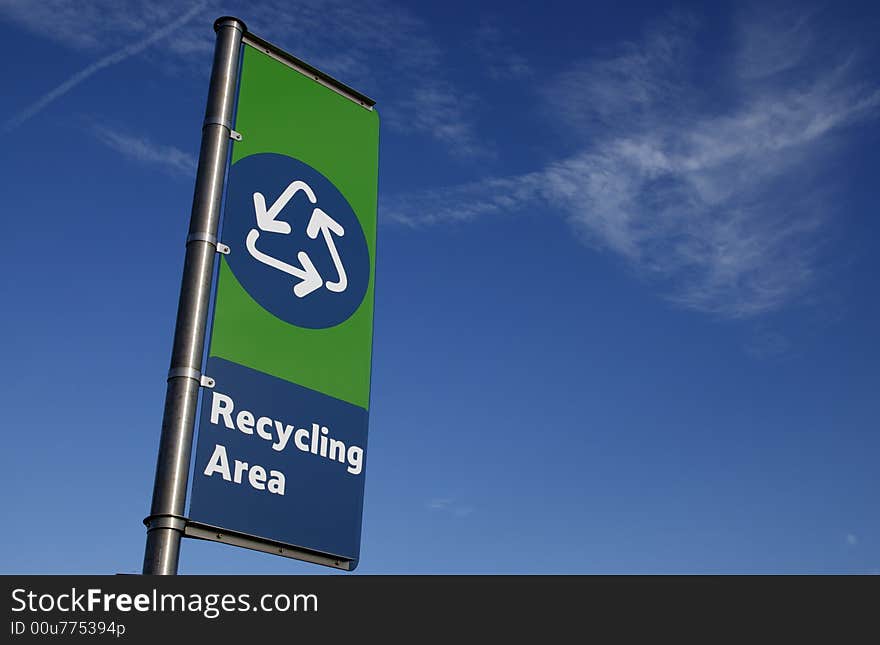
[186,232,217,247]
[167,367,200,382]
[230,130,243,141]
[166,367,215,389]
[143,514,188,532]
[204,115,233,131]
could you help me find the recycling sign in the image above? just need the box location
[224,154,370,328]
[187,40,379,569]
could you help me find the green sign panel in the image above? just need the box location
[188,40,379,568]
[215,44,378,406]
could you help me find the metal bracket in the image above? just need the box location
[143,514,188,532]
[184,520,352,570]
[216,242,231,255]
[241,33,375,111]
[167,367,214,389]
[167,367,201,382]
[204,115,233,131]
[230,130,243,141]
[186,232,217,247]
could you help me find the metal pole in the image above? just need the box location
[142,16,246,575]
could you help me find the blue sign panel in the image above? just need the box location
[190,357,368,563]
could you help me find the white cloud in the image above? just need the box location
[2,1,206,132]
[734,4,817,79]
[473,22,533,81]
[385,80,490,158]
[0,0,482,155]
[92,125,197,176]
[0,0,184,50]
[226,1,488,154]
[846,534,858,546]
[427,497,474,517]
[384,11,879,318]
[541,13,696,137]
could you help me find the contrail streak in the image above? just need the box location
[3,2,206,132]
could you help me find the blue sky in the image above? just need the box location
[0,0,878,574]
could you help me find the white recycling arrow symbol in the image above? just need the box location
[245,229,323,298]
[245,179,349,299]
[252,180,316,234]
[306,207,347,293]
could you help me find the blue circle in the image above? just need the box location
[222,154,370,329]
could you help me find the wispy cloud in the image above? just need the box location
[384,11,880,318]
[427,498,474,517]
[846,533,858,546]
[386,80,491,158]
[92,125,196,176]
[0,0,484,156]
[221,1,487,154]
[2,2,206,132]
[541,12,696,138]
[0,0,181,50]
[734,4,818,79]
[473,21,533,81]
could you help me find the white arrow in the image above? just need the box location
[252,180,317,234]
[306,207,347,293]
[245,229,323,298]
